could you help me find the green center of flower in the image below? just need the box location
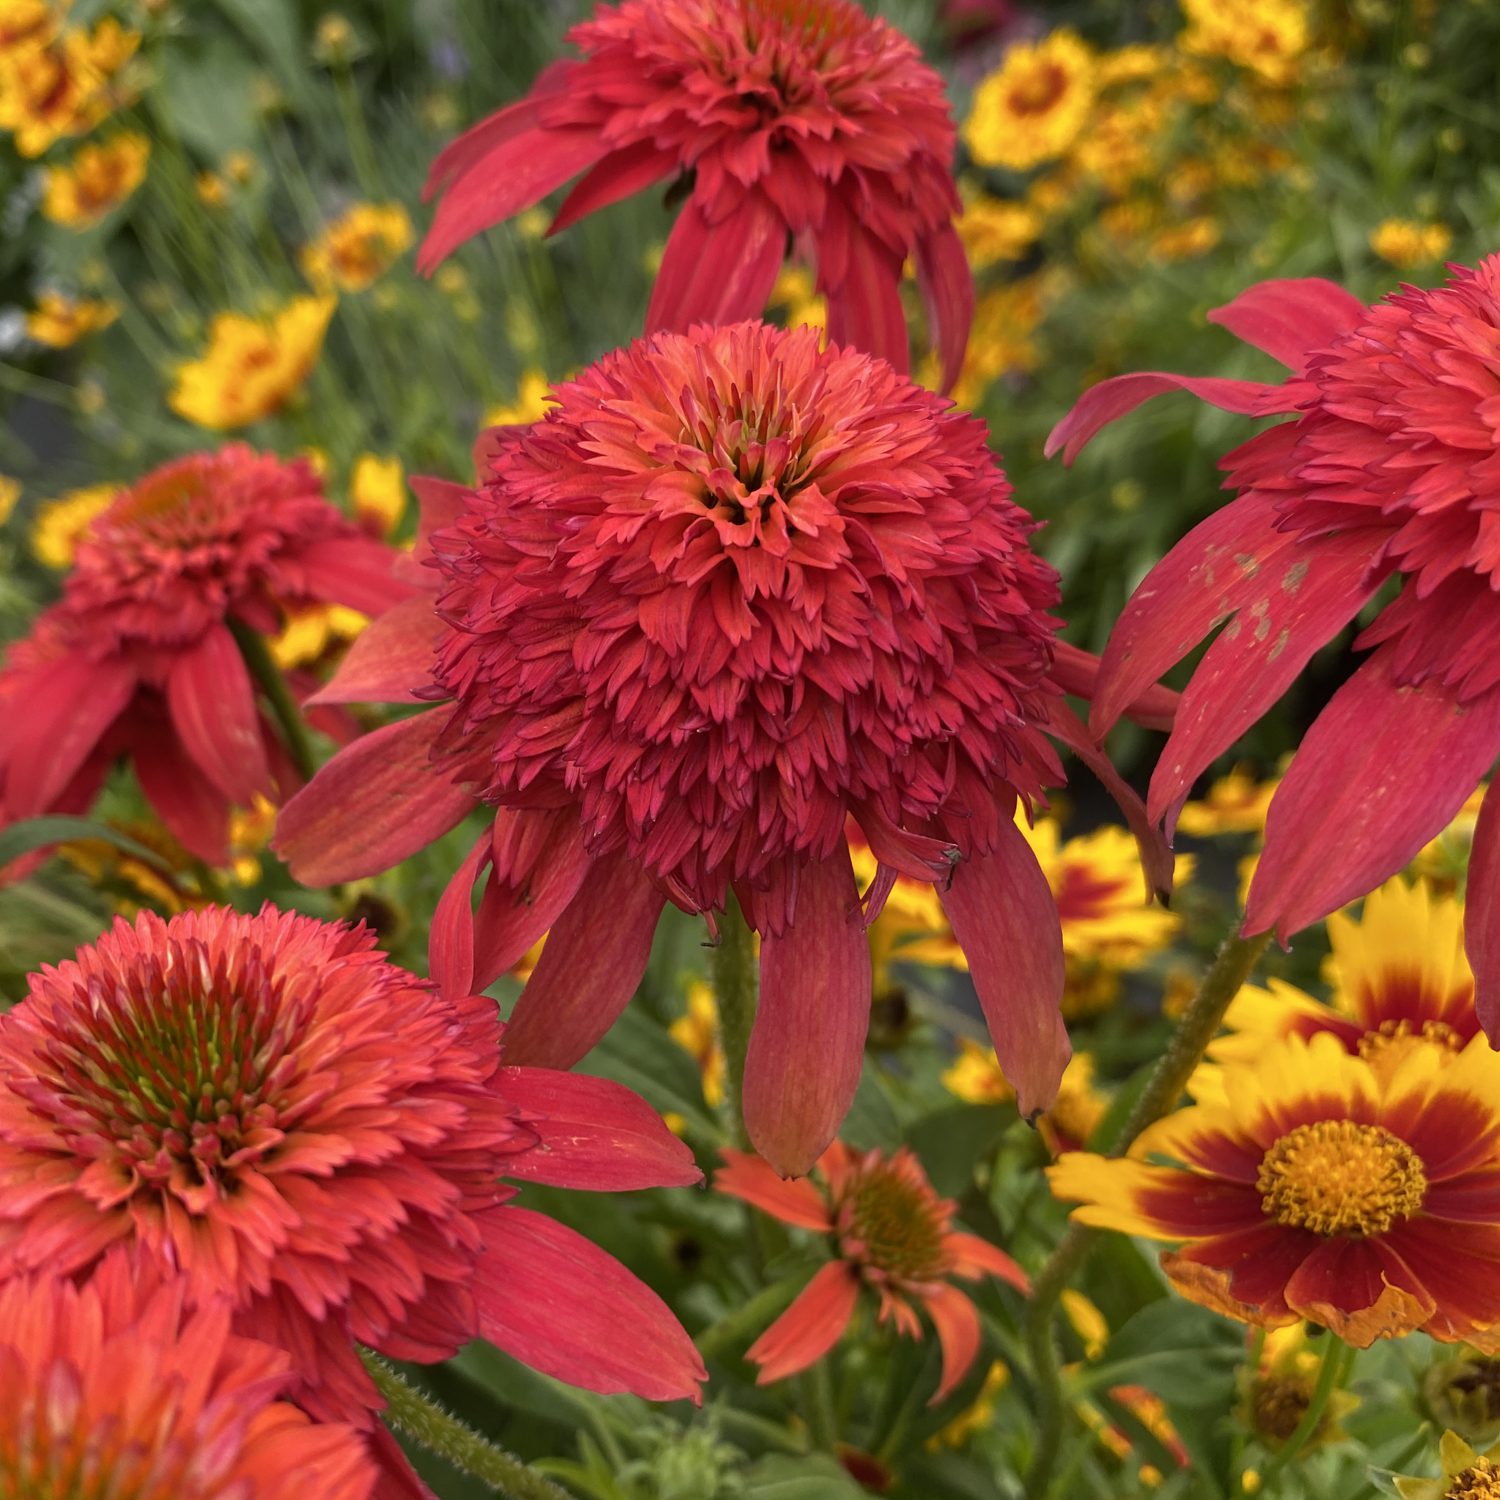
[838,1160,950,1281]
[1257,1120,1427,1237]
[1447,1459,1500,1500]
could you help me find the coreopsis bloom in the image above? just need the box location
[1370,218,1454,270]
[963,29,1096,173]
[1396,1432,1500,1500]
[0,15,137,156]
[277,321,1177,1175]
[350,452,406,534]
[302,202,414,293]
[483,369,552,429]
[1174,764,1279,838]
[31,481,121,566]
[419,0,974,389]
[40,129,148,227]
[1050,1033,1500,1349]
[955,191,1042,270]
[1239,1323,1357,1453]
[1049,259,1500,1037]
[0,447,410,864]
[0,1254,376,1500]
[25,289,117,346]
[717,1142,1029,1400]
[1209,878,1484,1073]
[670,980,728,1108]
[944,1045,1108,1152]
[1178,0,1308,85]
[170,295,336,429]
[0,907,706,1492]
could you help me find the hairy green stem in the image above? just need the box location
[1023,925,1273,1496]
[362,1353,574,1500]
[712,895,759,1143]
[229,619,318,785]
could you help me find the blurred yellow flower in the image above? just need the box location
[485,369,552,428]
[669,980,726,1108]
[59,819,188,915]
[223,149,257,185]
[302,202,414,293]
[943,1044,1108,1152]
[1095,44,1171,90]
[270,602,369,670]
[928,1362,1010,1448]
[939,273,1054,406]
[195,171,229,207]
[1411,782,1486,889]
[1152,214,1221,261]
[1072,92,1169,193]
[169,295,335,429]
[25,289,117,346]
[1061,1289,1110,1359]
[312,11,362,65]
[849,840,965,993]
[1370,218,1453,269]
[41,130,148,227]
[964,29,1096,172]
[0,1,56,51]
[1240,1322,1357,1451]
[0,475,20,526]
[1179,0,1308,85]
[942,1039,1011,1105]
[769,264,827,333]
[1176,765,1278,837]
[351,453,405,535]
[0,16,137,156]
[955,191,1041,269]
[31,482,120,567]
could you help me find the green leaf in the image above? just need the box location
[0,817,178,876]
[907,1104,1008,1197]
[155,40,260,158]
[206,0,313,110]
[742,1453,868,1498]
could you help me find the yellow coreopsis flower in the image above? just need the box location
[1151,214,1221,262]
[927,1362,1010,1449]
[1395,1431,1500,1500]
[169,295,335,429]
[964,29,1096,172]
[0,16,137,156]
[938,273,1054,407]
[769,264,827,334]
[301,202,414,293]
[270,602,369,670]
[0,0,58,51]
[1179,0,1308,85]
[31,482,121,566]
[1175,765,1279,837]
[25,289,117,346]
[849,840,966,994]
[942,1045,1108,1152]
[0,475,21,526]
[955,191,1041,270]
[669,980,727,1108]
[484,369,553,429]
[1370,218,1453,270]
[40,130,148,227]
[350,453,405,536]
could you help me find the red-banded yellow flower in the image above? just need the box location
[964,29,1096,172]
[40,130,148,227]
[1050,1033,1500,1349]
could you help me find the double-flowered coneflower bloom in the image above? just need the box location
[276,321,1176,1176]
[1050,1033,1500,1350]
[1047,258,1500,1036]
[419,0,973,388]
[716,1143,1028,1400]
[0,1253,376,1500]
[0,446,411,866]
[1209,877,1483,1074]
[0,906,706,1496]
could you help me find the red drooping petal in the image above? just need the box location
[944,1230,1030,1292]
[1049,640,1177,733]
[473,811,592,982]
[1147,527,1386,835]
[715,1148,834,1232]
[497,1066,701,1190]
[296,535,421,617]
[939,819,1068,1118]
[823,225,909,374]
[418,124,607,273]
[746,1260,859,1384]
[500,852,665,1067]
[166,624,274,805]
[134,717,233,864]
[1088,489,1287,738]
[743,847,872,1178]
[429,830,493,1001]
[1205,277,1367,371]
[645,191,787,335]
[272,712,475,884]
[919,1282,982,1403]
[1467,779,1500,1041]
[474,1205,706,1403]
[915,221,973,395]
[550,140,679,235]
[423,80,555,197]
[365,1425,440,1500]
[1245,652,1500,939]
[2,654,136,818]
[1045,374,1295,466]
[308,596,438,707]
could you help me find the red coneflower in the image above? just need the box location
[277,322,1176,1177]
[0,1252,376,1500]
[0,906,706,1494]
[0,446,413,865]
[1047,258,1500,1035]
[716,1142,1029,1399]
[419,0,973,389]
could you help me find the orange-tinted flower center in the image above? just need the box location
[1007,61,1070,115]
[745,0,860,43]
[1447,1459,1500,1500]
[839,1163,950,1280]
[110,466,205,527]
[1256,1120,1427,1236]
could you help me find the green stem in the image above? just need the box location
[228,618,318,784]
[712,895,759,1143]
[801,1355,839,1452]
[362,1353,575,1500]
[1256,1337,1350,1488]
[1022,925,1273,1497]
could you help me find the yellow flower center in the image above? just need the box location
[1357,1017,1464,1060]
[1256,1120,1426,1236]
[1447,1460,1500,1500]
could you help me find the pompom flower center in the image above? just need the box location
[1447,1460,1500,1500]
[1357,1017,1465,1062]
[837,1161,949,1281]
[1256,1120,1427,1237]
